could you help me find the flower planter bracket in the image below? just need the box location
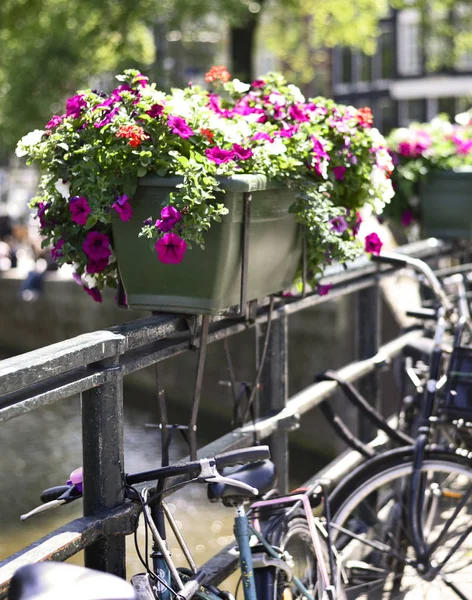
[238,192,252,319]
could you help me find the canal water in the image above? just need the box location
[0,389,242,580]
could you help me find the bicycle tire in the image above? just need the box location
[252,509,336,600]
[329,446,472,598]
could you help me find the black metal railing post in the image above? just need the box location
[356,279,381,442]
[81,356,126,576]
[261,306,290,493]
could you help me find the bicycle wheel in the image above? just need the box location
[253,509,337,600]
[329,447,472,599]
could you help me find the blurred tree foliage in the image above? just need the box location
[2,0,472,151]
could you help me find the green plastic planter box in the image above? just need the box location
[112,174,301,314]
[421,168,472,239]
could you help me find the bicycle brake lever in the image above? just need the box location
[20,499,67,521]
[198,458,259,496]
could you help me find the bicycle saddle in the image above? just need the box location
[207,459,277,506]
[8,562,137,600]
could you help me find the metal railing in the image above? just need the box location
[0,238,453,596]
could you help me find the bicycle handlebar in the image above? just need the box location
[125,445,270,486]
[371,252,453,313]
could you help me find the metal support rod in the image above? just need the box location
[239,192,252,318]
[261,306,289,494]
[356,279,381,443]
[302,225,307,298]
[189,316,210,460]
[81,356,125,576]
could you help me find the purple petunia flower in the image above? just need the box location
[251,79,266,88]
[83,286,103,303]
[330,216,349,233]
[82,231,112,261]
[147,104,165,118]
[86,258,109,274]
[167,115,194,138]
[333,166,347,181]
[51,239,65,260]
[94,106,120,128]
[66,94,87,118]
[364,232,383,255]
[155,233,187,264]
[69,196,91,226]
[205,146,236,164]
[72,272,83,286]
[46,115,64,129]
[318,283,333,296]
[37,202,50,229]
[156,205,182,232]
[401,209,414,227]
[112,194,133,222]
[232,144,253,161]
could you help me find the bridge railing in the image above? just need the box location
[0,238,454,596]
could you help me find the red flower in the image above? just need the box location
[200,128,215,143]
[205,65,231,83]
[116,124,148,148]
[357,107,374,128]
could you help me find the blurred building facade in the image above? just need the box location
[331,6,472,133]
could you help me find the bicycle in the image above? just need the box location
[14,445,344,600]
[320,251,472,598]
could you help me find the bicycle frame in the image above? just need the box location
[138,483,337,600]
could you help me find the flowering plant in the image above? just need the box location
[386,110,472,226]
[16,67,393,302]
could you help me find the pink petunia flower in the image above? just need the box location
[232,144,253,161]
[167,115,194,138]
[205,146,236,164]
[66,94,87,118]
[156,205,182,232]
[147,104,165,118]
[112,194,133,222]
[333,166,347,181]
[252,132,273,142]
[82,231,112,261]
[318,283,333,296]
[364,232,383,255]
[83,286,103,303]
[69,196,91,226]
[289,104,310,122]
[155,233,187,264]
[86,258,109,274]
[46,115,65,129]
[251,79,266,88]
[352,211,363,236]
[51,239,65,260]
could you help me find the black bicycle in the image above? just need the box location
[322,251,472,598]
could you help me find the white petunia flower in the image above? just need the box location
[287,84,305,104]
[166,90,192,119]
[82,273,98,288]
[15,129,45,157]
[54,178,71,200]
[232,79,251,94]
[455,111,472,126]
